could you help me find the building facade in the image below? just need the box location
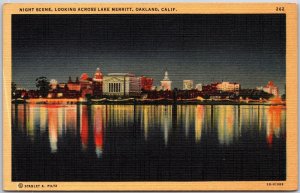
[216,82,240,93]
[103,73,141,96]
[67,77,80,91]
[262,81,279,97]
[195,83,202,91]
[183,80,193,90]
[140,76,154,91]
[79,73,93,98]
[50,79,58,90]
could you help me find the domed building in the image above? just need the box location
[160,71,172,91]
[93,68,103,82]
[80,73,89,81]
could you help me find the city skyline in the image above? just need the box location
[12,14,285,93]
[12,67,282,94]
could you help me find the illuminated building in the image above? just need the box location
[103,73,141,96]
[93,67,103,82]
[80,73,93,98]
[183,80,193,90]
[216,81,240,93]
[80,73,92,89]
[262,81,279,97]
[140,76,154,91]
[160,71,172,91]
[67,77,80,91]
[203,82,240,93]
[50,79,58,90]
[58,83,66,89]
[195,83,202,91]
[66,68,103,98]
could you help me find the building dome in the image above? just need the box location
[80,73,89,80]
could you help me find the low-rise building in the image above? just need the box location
[195,83,202,91]
[183,80,193,90]
[140,76,153,91]
[103,73,141,96]
[216,81,240,93]
[67,77,80,92]
[262,81,279,97]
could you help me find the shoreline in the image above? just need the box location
[12,98,286,106]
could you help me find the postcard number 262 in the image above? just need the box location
[276,7,285,12]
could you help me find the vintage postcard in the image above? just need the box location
[2,3,298,191]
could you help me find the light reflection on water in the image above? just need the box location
[12,104,286,181]
[12,104,286,154]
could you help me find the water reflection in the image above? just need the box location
[161,106,172,146]
[215,106,235,145]
[40,106,47,134]
[65,106,77,135]
[195,105,204,143]
[80,105,88,151]
[93,105,104,158]
[48,106,58,153]
[14,104,286,158]
[267,106,285,147]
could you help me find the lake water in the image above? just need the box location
[12,104,286,181]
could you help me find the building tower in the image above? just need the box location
[93,67,103,82]
[160,71,172,91]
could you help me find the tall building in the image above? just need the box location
[103,73,141,96]
[183,80,193,90]
[263,81,279,97]
[160,71,172,91]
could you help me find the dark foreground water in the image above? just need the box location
[12,104,286,181]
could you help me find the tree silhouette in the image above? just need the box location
[36,77,50,98]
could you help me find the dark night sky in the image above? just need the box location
[12,14,286,94]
